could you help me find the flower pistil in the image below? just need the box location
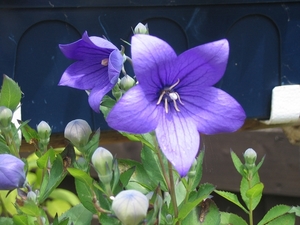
[156,79,184,113]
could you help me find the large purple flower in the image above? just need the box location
[0,154,26,190]
[59,31,123,112]
[107,35,246,176]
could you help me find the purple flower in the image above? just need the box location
[107,34,246,176]
[0,154,26,190]
[59,31,123,112]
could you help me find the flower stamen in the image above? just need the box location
[157,79,184,113]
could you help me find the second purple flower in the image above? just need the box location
[59,31,123,112]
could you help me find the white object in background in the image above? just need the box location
[262,85,300,125]
[12,103,22,141]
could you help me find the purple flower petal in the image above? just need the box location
[88,82,114,112]
[108,49,124,84]
[156,112,199,176]
[131,35,177,89]
[180,86,246,134]
[107,85,160,133]
[175,39,229,87]
[59,60,108,90]
[0,154,26,190]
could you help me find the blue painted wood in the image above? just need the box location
[0,1,299,132]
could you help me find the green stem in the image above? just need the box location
[168,161,179,225]
[248,172,254,225]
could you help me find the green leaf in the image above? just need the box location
[190,149,205,190]
[214,190,249,213]
[0,140,10,154]
[74,179,97,214]
[18,120,39,144]
[85,129,100,160]
[0,75,22,111]
[141,145,168,191]
[100,95,116,118]
[240,173,261,210]
[18,201,41,217]
[220,212,248,225]
[246,182,264,198]
[230,150,245,176]
[119,166,135,187]
[182,198,220,225]
[67,168,93,186]
[0,217,14,225]
[52,215,69,225]
[178,183,215,220]
[13,215,28,225]
[36,149,56,169]
[258,204,292,225]
[121,131,156,150]
[266,213,295,225]
[38,155,67,203]
[58,203,93,225]
[118,159,153,193]
[253,155,266,174]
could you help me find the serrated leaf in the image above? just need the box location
[18,201,41,217]
[58,203,93,225]
[220,212,248,225]
[199,199,220,225]
[266,213,295,225]
[100,95,116,118]
[0,75,22,111]
[253,155,266,174]
[258,204,292,225]
[214,190,249,213]
[230,150,245,176]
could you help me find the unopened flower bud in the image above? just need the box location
[120,75,135,91]
[0,106,12,129]
[92,147,113,184]
[244,148,257,169]
[166,214,173,224]
[27,191,37,202]
[134,23,149,34]
[0,154,26,190]
[64,119,92,148]
[112,190,149,225]
[37,121,51,141]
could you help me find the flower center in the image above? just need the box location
[156,79,184,113]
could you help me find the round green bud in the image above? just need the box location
[37,121,51,140]
[92,147,113,184]
[64,119,92,148]
[243,148,257,169]
[112,190,149,225]
[120,75,135,91]
[0,106,12,129]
